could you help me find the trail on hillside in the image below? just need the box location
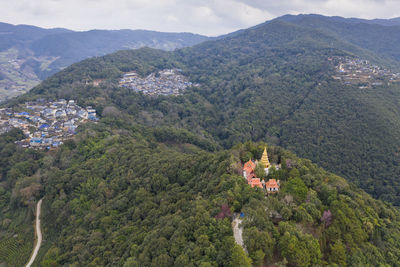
[232,214,246,251]
[26,198,43,267]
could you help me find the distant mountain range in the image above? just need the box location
[3,15,400,103]
[0,22,208,102]
[279,14,400,27]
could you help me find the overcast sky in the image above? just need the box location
[1,0,400,36]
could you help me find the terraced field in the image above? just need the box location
[0,48,41,102]
[0,236,33,266]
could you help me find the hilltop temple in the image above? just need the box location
[260,146,270,174]
[243,146,280,192]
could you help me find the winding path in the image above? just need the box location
[26,198,43,267]
[232,214,245,251]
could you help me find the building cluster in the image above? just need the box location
[243,147,280,193]
[0,99,98,149]
[119,69,193,96]
[330,56,400,89]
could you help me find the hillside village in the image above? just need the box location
[119,68,194,96]
[330,56,400,88]
[242,147,280,193]
[0,99,97,149]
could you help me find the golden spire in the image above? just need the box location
[260,146,270,168]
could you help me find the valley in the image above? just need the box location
[0,23,209,102]
[0,48,42,101]
[2,13,400,267]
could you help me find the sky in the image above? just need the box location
[1,0,400,36]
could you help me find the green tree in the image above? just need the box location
[254,163,267,179]
[244,227,274,264]
[284,177,308,202]
[230,244,252,267]
[329,240,347,266]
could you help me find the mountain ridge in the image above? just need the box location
[0,22,209,102]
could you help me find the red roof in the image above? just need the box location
[243,160,256,172]
[249,178,263,188]
[246,172,256,182]
[265,179,280,189]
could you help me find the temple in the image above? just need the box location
[265,179,280,192]
[242,146,280,192]
[260,147,270,170]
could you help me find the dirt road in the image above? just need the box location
[232,215,245,250]
[26,198,43,267]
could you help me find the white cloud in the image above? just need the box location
[0,0,399,36]
[166,15,178,23]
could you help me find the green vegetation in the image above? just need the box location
[0,129,43,266]
[12,18,400,205]
[0,236,33,266]
[3,13,400,266]
[278,14,400,63]
[1,122,400,266]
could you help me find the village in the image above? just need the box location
[330,56,400,89]
[0,99,98,149]
[119,68,194,96]
[242,147,280,193]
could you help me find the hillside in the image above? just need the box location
[0,22,208,102]
[0,116,400,266]
[3,14,400,265]
[277,14,400,62]
[11,16,400,206]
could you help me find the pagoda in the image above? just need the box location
[260,146,270,174]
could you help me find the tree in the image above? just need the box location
[278,223,322,267]
[252,250,265,267]
[123,257,140,267]
[321,210,333,227]
[243,227,274,264]
[230,244,252,267]
[254,163,267,179]
[283,177,308,202]
[329,240,347,266]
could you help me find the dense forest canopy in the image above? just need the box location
[2,14,400,266]
[1,120,400,266]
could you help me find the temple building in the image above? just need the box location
[265,179,280,193]
[243,159,256,179]
[242,146,279,192]
[243,160,263,189]
[249,178,263,188]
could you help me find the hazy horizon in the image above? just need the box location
[1,0,400,36]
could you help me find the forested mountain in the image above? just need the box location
[277,14,400,62]
[0,22,208,102]
[278,14,400,27]
[3,14,400,266]
[12,15,400,205]
[1,120,400,266]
